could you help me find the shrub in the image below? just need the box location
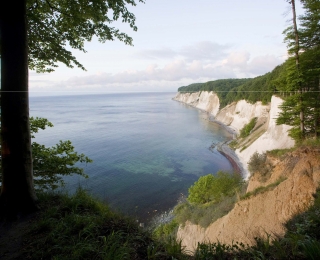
[153,220,179,240]
[248,152,266,174]
[247,152,273,179]
[188,171,243,205]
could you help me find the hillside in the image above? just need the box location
[177,145,320,251]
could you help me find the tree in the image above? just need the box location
[277,0,320,140]
[286,0,305,138]
[0,0,143,216]
[187,171,243,205]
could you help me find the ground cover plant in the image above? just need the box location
[0,189,191,260]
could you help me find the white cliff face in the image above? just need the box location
[174,91,294,178]
[215,100,269,134]
[235,96,295,177]
[174,91,220,116]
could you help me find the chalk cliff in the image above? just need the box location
[173,91,295,178]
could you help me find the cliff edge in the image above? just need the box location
[177,147,320,252]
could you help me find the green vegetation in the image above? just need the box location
[187,171,244,205]
[248,152,273,181]
[0,117,92,191]
[267,148,294,158]
[241,177,287,200]
[30,117,92,191]
[8,182,320,259]
[9,189,189,260]
[153,219,179,241]
[239,117,257,138]
[168,171,246,228]
[173,189,246,228]
[275,0,320,141]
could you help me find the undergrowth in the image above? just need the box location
[173,187,246,228]
[20,189,190,260]
[4,187,320,259]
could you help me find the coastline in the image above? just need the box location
[216,142,245,176]
[173,97,246,177]
[210,119,246,176]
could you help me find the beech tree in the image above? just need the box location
[0,0,144,217]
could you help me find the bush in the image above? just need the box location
[188,171,243,205]
[247,152,273,179]
[153,220,179,240]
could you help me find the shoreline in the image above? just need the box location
[216,142,245,176]
[173,97,246,177]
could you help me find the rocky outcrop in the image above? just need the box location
[177,147,320,252]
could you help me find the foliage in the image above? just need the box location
[0,117,92,191]
[174,193,243,228]
[153,219,179,240]
[276,0,320,141]
[169,172,246,228]
[12,189,192,259]
[239,117,257,138]
[26,0,145,72]
[247,152,267,175]
[21,189,152,259]
[30,117,92,191]
[3,186,320,259]
[187,171,244,205]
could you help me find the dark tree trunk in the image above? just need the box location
[0,0,38,217]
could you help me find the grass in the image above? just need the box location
[268,148,294,158]
[8,189,190,260]
[2,186,320,259]
[241,177,287,200]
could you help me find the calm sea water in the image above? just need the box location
[30,92,232,222]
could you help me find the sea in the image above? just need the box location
[30,92,233,222]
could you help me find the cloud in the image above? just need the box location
[66,58,238,88]
[180,41,230,61]
[64,51,283,90]
[136,41,230,62]
[246,55,284,75]
[29,41,285,94]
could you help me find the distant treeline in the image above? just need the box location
[178,63,285,108]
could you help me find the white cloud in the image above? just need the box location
[135,41,230,62]
[65,50,283,89]
[29,41,285,95]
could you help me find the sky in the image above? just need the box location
[29,0,304,96]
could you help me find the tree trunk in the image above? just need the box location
[0,0,38,217]
[290,0,305,139]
